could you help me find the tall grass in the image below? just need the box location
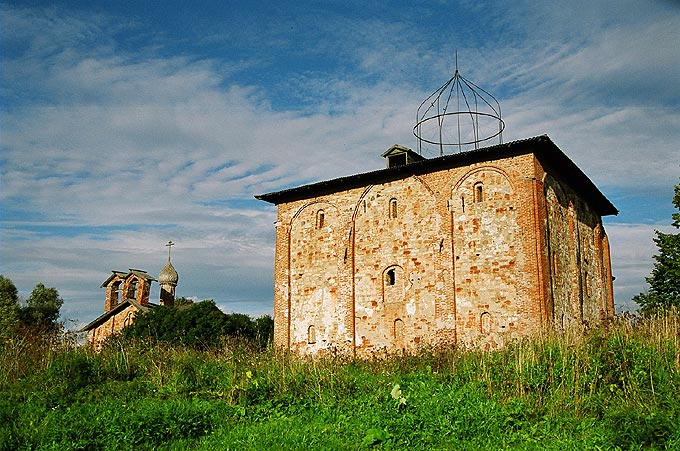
[1,312,678,450]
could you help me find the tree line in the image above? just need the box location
[0,276,63,337]
[633,179,680,314]
[122,299,273,350]
[0,274,273,348]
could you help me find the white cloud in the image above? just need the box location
[1,1,678,326]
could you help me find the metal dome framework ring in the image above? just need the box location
[414,67,505,155]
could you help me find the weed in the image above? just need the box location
[1,312,679,449]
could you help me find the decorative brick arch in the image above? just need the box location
[352,176,438,353]
[452,165,515,193]
[450,165,520,348]
[287,201,346,354]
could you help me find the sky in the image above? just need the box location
[1,0,679,329]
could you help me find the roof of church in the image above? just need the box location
[100,269,156,288]
[255,135,618,216]
[79,297,156,332]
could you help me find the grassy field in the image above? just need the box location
[1,313,679,450]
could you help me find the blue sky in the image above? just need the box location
[1,0,679,328]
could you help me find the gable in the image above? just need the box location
[80,297,151,332]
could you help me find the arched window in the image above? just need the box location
[393,319,404,341]
[315,210,325,229]
[389,198,398,219]
[480,312,492,334]
[386,268,396,286]
[474,182,484,203]
[111,281,121,307]
[383,266,405,304]
[127,279,138,300]
[307,325,316,344]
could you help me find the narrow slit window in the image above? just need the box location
[474,182,484,203]
[316,210,325,229]
[307,325,316,344]
[461,195,465,212]
[389,198,398,219]
[386,268,396,286]
[111,282,121,306]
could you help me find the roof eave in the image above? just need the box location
[255,134,617,216]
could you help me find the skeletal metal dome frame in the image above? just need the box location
[414,63,505,156]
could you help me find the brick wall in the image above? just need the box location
[271,150,613,355]
[87,304,139,351]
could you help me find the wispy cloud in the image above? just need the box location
[1,1,678,324]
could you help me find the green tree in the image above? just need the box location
[19,283,64,331]
[0,275,20,336]
[633,181,680,314]
[123,300,272,349]
[174,296,194,307]
[254,315,274,348]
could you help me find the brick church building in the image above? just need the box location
[81,242,179,350]
[256,135,617,356]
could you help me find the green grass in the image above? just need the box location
[1,313,679,450]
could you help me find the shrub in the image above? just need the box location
[122,301,273,350]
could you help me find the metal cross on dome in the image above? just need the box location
[165,240,174,261]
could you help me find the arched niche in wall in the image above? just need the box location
[451,166,519,341]
[352,176,438,353]
[480,312,492,334]
[393,318,405,345]
[288,201,344,351]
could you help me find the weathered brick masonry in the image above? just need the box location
[257,135,617,356]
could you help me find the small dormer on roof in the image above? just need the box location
[381,144,426,169]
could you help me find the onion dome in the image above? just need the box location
[158,241,178,286]
[158,260,178,286]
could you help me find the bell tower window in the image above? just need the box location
[127,279,138,300]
